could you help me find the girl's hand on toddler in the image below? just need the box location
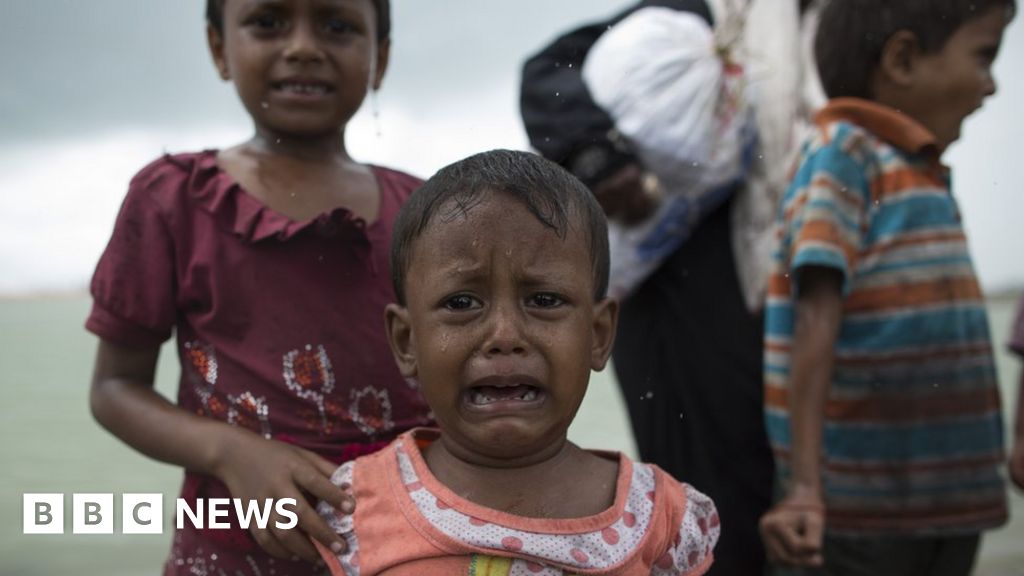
[212,429,352,564]
[759,487,825,568]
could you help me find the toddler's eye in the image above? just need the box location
[528,293,564,308]
[444,295,480,311]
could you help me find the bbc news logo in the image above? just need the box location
[23,494,298,534]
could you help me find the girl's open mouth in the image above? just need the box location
[271,81,335,96]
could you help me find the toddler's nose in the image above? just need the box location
[483,305,527,356]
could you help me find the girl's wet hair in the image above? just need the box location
[390,149,611,305]
[206,0,392,41]
[815,0,1015,99]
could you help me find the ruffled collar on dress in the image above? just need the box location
[167,150,376,247]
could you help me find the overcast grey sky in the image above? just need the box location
[1,0,1022,294]
[0,0,628,143]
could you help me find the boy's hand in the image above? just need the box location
[1010,441,1024,491]
[759,487,825,568]
[762,266,841,569]
[212,430,352,564]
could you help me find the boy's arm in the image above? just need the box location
[760,265,843,568]
[89,340,351,561]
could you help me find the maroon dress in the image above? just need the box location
[86,151,433,576]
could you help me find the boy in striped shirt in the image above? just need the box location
[759,1,1015,574]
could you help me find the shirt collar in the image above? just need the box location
[815,98,940,157]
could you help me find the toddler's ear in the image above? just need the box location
[385,303,418,377]
[207,25,231,81]
[590,298,619,371]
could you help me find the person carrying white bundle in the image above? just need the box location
[526,1,824,574]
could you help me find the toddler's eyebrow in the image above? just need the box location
[520,268,575,287]
[437,260,485,277]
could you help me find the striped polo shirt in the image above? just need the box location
[764,98,1007,534]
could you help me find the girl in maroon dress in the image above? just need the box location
[86,1,431,574]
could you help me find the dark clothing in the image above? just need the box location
[816,533,980,576]
[613,196,774,575]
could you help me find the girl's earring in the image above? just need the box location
[371,89,382,138]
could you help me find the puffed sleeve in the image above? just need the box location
[85,162,177,348]
[651,483,720,576]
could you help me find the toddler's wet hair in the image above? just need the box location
[390,149,610,305]
[206,0,392,41]
[816,0,1015,99]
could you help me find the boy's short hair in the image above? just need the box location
[391,149,610,305]
[205,0,392,41]
[815,0,1015,99]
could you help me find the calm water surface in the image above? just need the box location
[1,296,1020,575]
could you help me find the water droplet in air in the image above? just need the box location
[645,391,654,399]
[260,101,269,109]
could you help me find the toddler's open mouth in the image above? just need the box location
[463,374,546,411]
[469,384,540,405]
